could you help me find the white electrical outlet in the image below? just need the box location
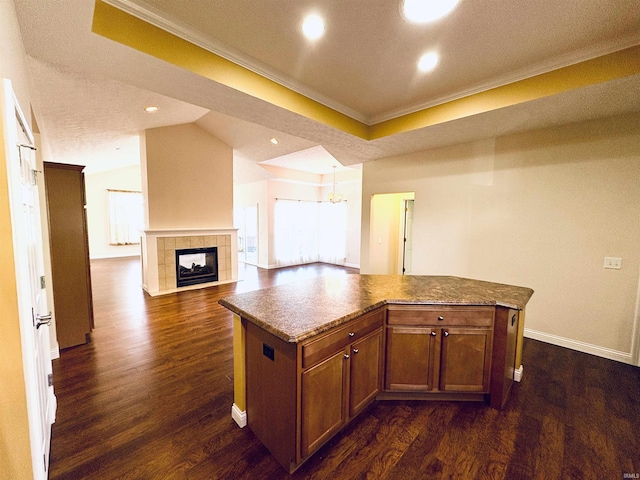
[604,257,622,270]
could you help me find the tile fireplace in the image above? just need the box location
[141,228,238,296]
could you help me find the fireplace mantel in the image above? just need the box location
[141,228,238,296]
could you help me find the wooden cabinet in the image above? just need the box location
[242,303,523,473]
[300,349,346,458]
[385,326,436,390]
[349,330,383,416]
[245,308,384,473]
[385,306,493,394]
[300,310,384,459]
[43,162,94,349]
[439,327,492,392]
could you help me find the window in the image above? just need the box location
[274,199,347,266]
[108,189,143,245]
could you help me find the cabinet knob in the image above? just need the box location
[344,354,350,359]
[443,330,449,337]
[438,316,444,321]
[353,348,359,354]
[430,331,436,336]
[348,332,355,337]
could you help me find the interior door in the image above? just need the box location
[2,79,55,479]
[402,199,414,274]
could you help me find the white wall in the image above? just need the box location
[85,165,142,258]
[143,123,234,230]
[361,113,640,363]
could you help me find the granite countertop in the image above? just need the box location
[218,275,534,343]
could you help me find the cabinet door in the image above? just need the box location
[439,327,492,392]
[385,326,437,391]
[349,330,382,417]
[300,349,347,458]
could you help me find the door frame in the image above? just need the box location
[1,78,54,480]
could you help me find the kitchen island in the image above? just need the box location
[219,274,533,473]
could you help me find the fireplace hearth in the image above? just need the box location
[175,247,218,287]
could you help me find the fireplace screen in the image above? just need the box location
[175,247,218,287]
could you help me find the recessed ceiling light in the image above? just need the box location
[270,138,279,145]
[144,105,159,113]
[402,0,459,23]
[418,52,439,72]
[302,13,325,40]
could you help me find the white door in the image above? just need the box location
[2,79,55,479]
[402,199,414,274]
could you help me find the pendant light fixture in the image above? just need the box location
[329,166,343,203]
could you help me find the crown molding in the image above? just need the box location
[370,31,640,124]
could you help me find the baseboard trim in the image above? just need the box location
[524,328,633,364]
[514,365,523,382]
[50,343,60,360]
[231,403,247,428]
[89,253,140,260]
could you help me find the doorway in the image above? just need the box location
[1,79,55,479]
[235,204,259,266]
[368,192,415,274]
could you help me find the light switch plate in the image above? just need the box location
[604,257,622,269]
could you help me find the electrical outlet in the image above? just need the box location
[604,257,622,270]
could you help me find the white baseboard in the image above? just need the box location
[89,253,140,260]
[231,403,247,428]
[514,365,523,382]
[524,328,633,364]
[50,343,60,360]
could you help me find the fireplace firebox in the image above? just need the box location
[175,247,218,287]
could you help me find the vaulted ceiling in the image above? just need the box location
[13,0,640,176]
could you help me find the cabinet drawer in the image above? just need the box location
[302,309,384,369]
[387,305,494,327]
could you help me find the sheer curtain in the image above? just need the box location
[274,199,347,266]
[108,190,143,245]
[318,201,347,264]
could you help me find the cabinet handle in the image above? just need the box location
[438,316,444,321]
[353,348,359,354]
[348,332,355,337]
[430,331,436,336]
[443,330,449,337]
[344,354,350,359]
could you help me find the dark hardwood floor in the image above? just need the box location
[49,257,640,479]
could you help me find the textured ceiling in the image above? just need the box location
[12,0,640,179]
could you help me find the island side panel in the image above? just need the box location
[490,306,519,409]
[515,308,526,379]
[246,320,298,471]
